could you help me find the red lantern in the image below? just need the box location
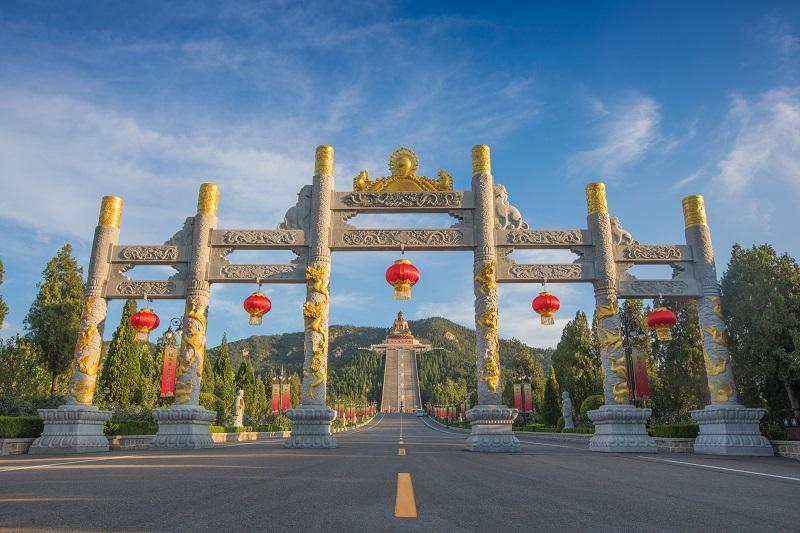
[647,307,677,341]
[532,291,560,325]
[385,259,420,300]
[243,291,272,325]
[130,308,160,342]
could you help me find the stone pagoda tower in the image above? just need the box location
[371,312,431,413]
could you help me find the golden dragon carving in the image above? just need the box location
[609,355,630,403]
[478,308,500,393]
[710,381,734,403]
[474,261,496,295]
[175,298,207,404]
[304,265,330,398]
[704,350,728,376]
[704,326,729,350]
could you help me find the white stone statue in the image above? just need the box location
[562,391,574,429]
[233,389,245,428]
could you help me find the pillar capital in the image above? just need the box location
[315,145,334,177]
[682,194,707,228]
[98,196,123,228]
[586,182,608,215]
[472,144,491,175]
[197,183,219,215]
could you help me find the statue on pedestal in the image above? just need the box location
[390,311,413,338]
[562,391,574,429]
[233,389,245,428]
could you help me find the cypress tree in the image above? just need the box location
[95,300,141,408]
[235,359,256,419]
[213,333,235,421]
[551,310,603,411]
[24,244,85,396]
[200,347,215,395]
[0,258,8,329]
[251,379,267,421]
[541,366,561,426]
[135,342,159,408]
[290,373,301,407]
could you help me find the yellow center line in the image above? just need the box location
[398,447,406,456]
[395,472,417,518]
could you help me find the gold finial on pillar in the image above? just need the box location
[586,182,608,214]
[315,145,334,176]
[197,183,219,215]
[472,144,491,175]
[98,196,123,228]
[682,195,707,228]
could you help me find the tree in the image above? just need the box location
[501,340,546,410]
[0,335,49,399]
[95,300,141,408]
[200,346,215,396]
[541,366,561,426]
[0,258,9,329]
[24,244,84,396]
[213,333,235,422]
[551,311,602,411]
[135,343,159,408]
[235,359,256,419]
[290,373,301,407]
[251,379,268,421]
[721,244,800,416]
[649,298,708,422]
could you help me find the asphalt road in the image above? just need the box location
[1,413,799,532]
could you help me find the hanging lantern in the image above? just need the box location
[130,308,160,342]
[532,291,560,325]
[243,291,272,325]
[385,259,420,300]
[647,307,677,341]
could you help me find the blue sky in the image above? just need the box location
[1,1,798,350]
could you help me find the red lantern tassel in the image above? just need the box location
[393,281,412,300]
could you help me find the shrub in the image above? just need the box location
[199,393,219,413]
[561,427,595,434]
[104,420,158,436]
[556,416,565,431]
[648,424,699,439]
[0,416,43,438]
[0,396,63,417]
[580,395,605,424]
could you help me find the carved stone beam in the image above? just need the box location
[496,229,592,249]
[496,262,595,283]
[615,244,693,263]
[330,228,474,251]
[104,278,186,300]
[333,191,471,211]
[210,229,305,249]
[208,263,306,284]
[110,245,188,264]
[617,279,701,298]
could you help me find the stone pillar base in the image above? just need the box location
[588,405,656,453]
[465,405,520,453]
[29,405,112,455]
[690,405,773,456]
[284,406,338,449]
[149,406,215,450]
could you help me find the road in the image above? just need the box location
[1,413,799,532]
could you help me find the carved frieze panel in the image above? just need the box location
[333,228,470,249]
[209,263,305,283]
[210,229,304,248]
[616,244,692,263]
[500,229,589,247]
[106,280,184,299]
[112,245,185,263]
[334,191,471,210]
[617,279,701,298]
[496,262,594,283]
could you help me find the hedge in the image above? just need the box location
[648,424,699,439]
[104,420,158,436]
[561,427,595,434]
[0,416,43,438]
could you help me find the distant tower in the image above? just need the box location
[371,312,431,413]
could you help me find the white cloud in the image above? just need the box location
[568,96,661,179]
[713,87,800,197]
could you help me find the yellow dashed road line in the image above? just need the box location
[395,472,417,518]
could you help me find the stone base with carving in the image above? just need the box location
[284,406,338,449]
[690,405,773,456]
[29,405,112,455]
[465,405,520,453]
[149,406,215,450]
[588,405,656,453]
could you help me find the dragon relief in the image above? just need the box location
[704,350,728,376]
[303,265,330,398]
[70,295,106,404]
[478,308,500,393]
[595,299,629,403]
[175,298,207,404]
[709,381,734,403]
[474,261,497,295]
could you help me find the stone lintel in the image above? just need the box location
[617,279,701,299]
[210,229,305,248]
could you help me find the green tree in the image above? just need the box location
[251,379,268,421]
[501,340,546,410]
[721,244,800,416]
[621,299,657,405]
[200,346,215,396]
[263,372,274,411]
[235,359,256,419]
[24,244,84,396]
[551,310,603,410]
[0,335,49,399]
[290,373,301,407]
[541,366,561,426]
[213,333,235,422]
[0,258,9,329]
[135,342,159,408]
[95,300,141,408]
[649,298,708,422]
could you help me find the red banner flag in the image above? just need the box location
[281,383,291,412]
[160,343,179,398]
[523,383,533,413]
[513,384,522,410]
[271,384,280,412]
[632,349,651,400]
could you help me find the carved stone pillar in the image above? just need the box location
[150,184,218,450]
[585,183,655,453]
[464,145,519,453]
[29,197,121,454]
[285,145,338,449]
[684,195,772,455]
